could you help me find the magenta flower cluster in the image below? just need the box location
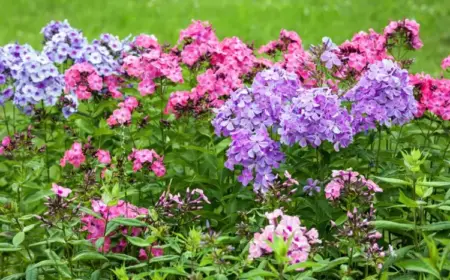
[325,169,382,201]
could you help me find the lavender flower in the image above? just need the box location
[278,87,353,151]
[303,178,320,196]
[320,51,341,69]
[41,20,87,64]
[76,34,129,76]
[225,128,284,193]
[343,59,418,133]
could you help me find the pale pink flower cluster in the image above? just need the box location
[384,19,423,50]
[64,62,103,100]
[442,55,450,70]
[128,148,165,176]
[248,209,320,266]
[51,183,72,198]
[0,136,11,155]
[325,170,382,201]
[106,96,139,127]
[60,142,86,168]
[178,20,219,66]
[81,200,148,253]
[122,34,183,96]
[96,149,111,165]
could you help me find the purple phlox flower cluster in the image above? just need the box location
[325,169,382,201]
[225,128,284,193]
[344,59,417,133]
[213,67,300,137]
[303,178,321,196]
[41,20,87,64]
[6,46,63,113]
[278,87,353,151]
[76,33,128,77]
[61,92,79,118]
[319,37,341,70]
[249,209,320,268]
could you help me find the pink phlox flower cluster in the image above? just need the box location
[60,142,86,168]
[0,136,11,155]
[258,29,302,54]
[106,96,139,127]
[64,62,103,100]
[442,55,450,70]
[51,183,72,198]
[177,20,219,66]
[81,200,148,253]
[336,29,388,77]
[325,169,382,201]
[384,19,423,50]
[96,149,111,165]
[104,75,124,99]
[122,34,183,96]
[410,73,450,120]
[249,209,320,267]
[128,148,166,177]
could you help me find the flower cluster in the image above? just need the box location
[51,183,72,198]
[127,148,165,176]
[249,209,320,266]
[156,188,210,218]
[410,73,450,120]
[81,200,148,253]
[331,205,385,269]
[0,136,11,155]
[344,59,417,132]
[122,34,183,96]
[77,33,126,77]
[225,128,284,192]
[325,169,382,201]
[177,20,218,66]
[334,29,387,76]
[384,19,423,50]
[64,62,102,100]
[7,47,63,113]
[279,87,353,151]
[106,96,139,126]
[442,55,450,71]
[41,20,87,64]
[60,142,86,168]
[303,178,321,196]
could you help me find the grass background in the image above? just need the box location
[0,0,449,74]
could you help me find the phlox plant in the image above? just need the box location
[1,18,450,280]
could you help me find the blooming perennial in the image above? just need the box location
[325,169,382,201]
[60,142,86,168]
[249,209,320,266]
[344,59,417,132]
[128,148,166,176]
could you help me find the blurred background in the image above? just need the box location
[0,0,449,74]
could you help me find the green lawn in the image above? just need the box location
[0,0,449,74]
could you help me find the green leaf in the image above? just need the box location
[417,181,450,187]
[373,176,410,186]
[284,261,323,273]
[421,222,450,232]
[399,191,418,208]
[1,273,25,280]
[91,270,101,280]
[25,265,38,280]
[75,118,94,134]
[72,251,108,262]
[106,253,138,262]
[240,268,278,278]
[12,231,25,247]
[372,221,415,231]
[125,236,153,247]
[156,267,189,276]
[149,255,179,263]
[109,217,147,227]
[396,258,440,278]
